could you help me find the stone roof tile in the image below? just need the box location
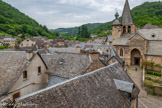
[15,63,139,108]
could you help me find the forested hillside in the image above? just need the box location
[0,0,57,38]
[51,23,102,37]
[53,1,162,36]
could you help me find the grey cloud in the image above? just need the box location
[2,0,159,29]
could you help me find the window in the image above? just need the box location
[13,92,20,100]
[23,71,27,79]
[38,66,41,74]
[21,44,23,47]
[123,26,126,33]
[59,58,64,65]
[120,49,124,57]
[128,26,131,33]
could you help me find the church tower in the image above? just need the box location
[112,11,122,43]
[121,0,136,33]
[112,0,136,44]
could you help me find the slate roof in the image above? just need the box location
[41,52,91,78]
[19,46,37,51]
[108,35,112,42]
[121,0,133,25]
[46,76,68,87]
[137,28,162,40]
[15,63,139,108]
[109,48,125,65]
[81,43,111,53]
[112,20,121,26]
[0,51,28,97]
[146,41,162,56]
[113,33,134,46]
[142,24,159,29]
[114,79,133,93]
[48,48,80,54]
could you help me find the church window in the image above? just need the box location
[128,26,131,33]
[120,49,124,57]
[123,26,126,33]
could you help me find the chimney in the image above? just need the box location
[26,49,33,60]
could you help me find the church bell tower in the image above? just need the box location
[112,11,122,44]
[112,0,136,44]
[121,0,136,34]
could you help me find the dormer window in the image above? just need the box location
[59,58,64,65]
[152,34,156,38]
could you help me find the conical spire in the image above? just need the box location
[121,0,133,25]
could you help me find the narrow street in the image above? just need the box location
[127,68,162,108]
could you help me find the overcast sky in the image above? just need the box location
[3,0,159,29]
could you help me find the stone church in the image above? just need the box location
[112,0,162,66]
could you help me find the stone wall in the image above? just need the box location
[2,54,48,101]
[145,85,162,96]
[112,25,122,44]
[114,35,147,66]
[85,53,105,73]
[146,55,162,66]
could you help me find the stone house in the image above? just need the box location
[104,35,112,45]
[112,0,162,66]
[0,50,48,102]
[3,36,17,47]
[14,63,139,108]
[52,36,68,48]
[19,38,46,51]
[20,39,36,48]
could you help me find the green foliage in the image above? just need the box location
[142,61,162,68]
[145,77,160,83]
[146,70,161,77]
[52,23,103,37]
[0,46,5,50]
[78,25,90,38]
[152,90,156,95]
[131,2,162,27]
[144,80,153,86]
[0,0,57,38]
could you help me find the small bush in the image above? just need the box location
[153,79,160,83]
[146,70,161,77]
[152,90,156,95]
[144,80,152,86]
[145,77,152,80]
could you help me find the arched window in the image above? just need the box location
[123,26,126,33]
[128,26,131,33]
[120,48,124,57]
